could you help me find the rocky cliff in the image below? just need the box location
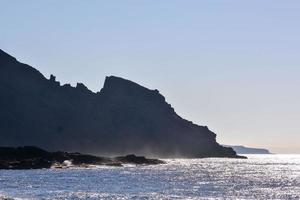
[0,49,241,158]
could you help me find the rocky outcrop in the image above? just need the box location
[0,146,165,170]
[0,49,242,158]
[115,154,165,165]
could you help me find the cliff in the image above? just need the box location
[0,49,241,158]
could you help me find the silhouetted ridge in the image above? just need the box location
[0,49,243,158]
[103,76,148,91]
[0,49,17,64]
[102,76,162,97]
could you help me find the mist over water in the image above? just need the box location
[0,155,299,199]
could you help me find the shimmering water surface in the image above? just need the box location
[0,155,299,199]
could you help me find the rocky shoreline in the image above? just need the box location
[0,146,165,170]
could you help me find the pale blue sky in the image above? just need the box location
[1,1,300,153]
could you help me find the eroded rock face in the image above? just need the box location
[0,49,240,158]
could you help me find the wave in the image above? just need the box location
[0,194,26,200]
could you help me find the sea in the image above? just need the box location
[0,154,299,200]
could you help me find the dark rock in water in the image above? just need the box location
[115,154,165,165]
[0,146,54,169]
[0,49,241,158]
[0,146,164,170]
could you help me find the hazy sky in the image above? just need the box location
[1,1,299,153]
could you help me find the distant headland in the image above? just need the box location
[0,49,245,159]
[224,145,271,154]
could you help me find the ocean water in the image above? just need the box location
[0,155,299,200]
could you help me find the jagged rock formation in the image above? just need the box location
[0,146,165,170]
[0,49,242,158]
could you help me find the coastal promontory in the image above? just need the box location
[0,49,242,158]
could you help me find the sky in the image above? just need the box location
[1,0,299,153]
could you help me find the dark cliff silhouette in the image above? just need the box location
[0,49,241,158]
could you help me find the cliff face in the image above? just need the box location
[0,49,239,158]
